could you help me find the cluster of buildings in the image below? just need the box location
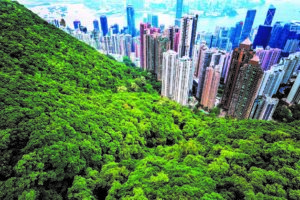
[47,0,300,121]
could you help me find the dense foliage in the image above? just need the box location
[1,2,300,200]
[273,101,300,123]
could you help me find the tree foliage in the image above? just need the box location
[0,2,300,200]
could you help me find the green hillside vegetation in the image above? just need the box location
[1,1,300,200]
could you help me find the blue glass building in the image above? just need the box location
[73,20,81,30]
[175,0,183,27]
[253,25,272,49]
[277,23,292,49]
[152,15,159,28]
[264,5,276,26]
[269,22,283,48]
[111,24,119,34]
[240,9,256,42]
[232,21,244,49]
[93,19,100,32]
[100,15,108,36]
[80,26,87,34]
[126,5,136,37]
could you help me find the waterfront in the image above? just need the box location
[19,0,300,32]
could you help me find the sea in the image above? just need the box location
[19,0,300,32]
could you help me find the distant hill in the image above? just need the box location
[0,1,300,200]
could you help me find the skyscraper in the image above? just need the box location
[287,72,300,104]
[174,57,193,105]
[152,15,159,28]
[257,64,284,97]
[155,36,170,80]
[253,25,272,49]
[249,96,279,120]
[196,49,216,99]
[93,19,100,32]
[231,21,243,49]
[217,27,232,51]
[194,44,209,78]
[73,20,81,30]
[110,24,119,34]
[264,5,276,26]
[178,15,198,58]
[281,52,300,84]
[140,23,147,69]
[221,38,255,110]
[283,39,300,54]
[227,55,263,119]
[126,5,136,37]
[240,10,256,43]
[175,0,183,27]
[255,47,281,71]
[222,52,232,83]
[100,15,108,36]
[268,22,283,48]
[161,50,178,98]
[200,66,221,109]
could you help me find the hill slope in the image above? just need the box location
[1,1,300,200]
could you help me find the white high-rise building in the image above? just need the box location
[287,72,300,104]
[257,64,285,97]
[178,15,198,58]
[250,95,279,120]
[281,53,300,84]
[174,57,193,105]
[161,50,178,99]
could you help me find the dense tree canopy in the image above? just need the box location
[1,2,300,200]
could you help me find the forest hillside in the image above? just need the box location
[0,1,300,199]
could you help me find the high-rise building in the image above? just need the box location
[270,22,300,50]
[110,24,119,34]
[161,50,178,99]
[175,0,183,27]
[140,23,147,69]
[222,52,232,83]
[166,26,176,50]
[227,55,263,119]
[93,19,100,31]
[178,15,198,58]
[155,36,170,80]
[264,5,276,26]
[217,27,232,51]
[174,57,193,105]
[287,72,300,104]
[257,64,284,97]
[145,30,156,71]
[196,49,216,99]
[152,15,159,28]
[73,20,81,30]
[249,95,279,120]
[240,10,256,43]
[200,66,221,109]
[100,15,108,36]
[221,38,255,110]
[194,44,209,78]
[268,22,283,48]
[253,25,273,49]
[283,39,300,54]
[281,52,300,84]
[126,5,136,37]
[231,21,244,49]
[255,47,281,71]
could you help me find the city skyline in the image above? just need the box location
[30,0,300,121]
[20,0,300,32]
